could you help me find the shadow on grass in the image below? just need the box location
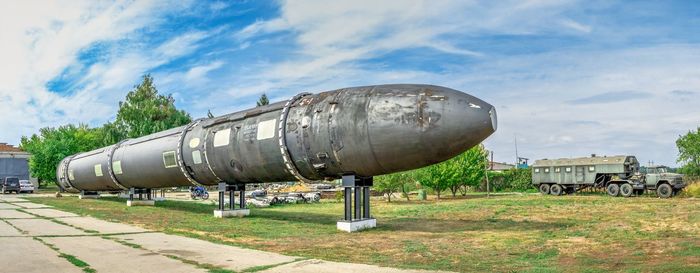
[381,217,570,233]
[91,196,569,233]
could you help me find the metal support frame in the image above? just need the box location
[129,188,153,201]
[216,182,247,214]
[341,174,373,222]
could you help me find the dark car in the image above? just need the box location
[2,177,21,194]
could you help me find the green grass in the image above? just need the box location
[28,194,700,272]
[33,237,96,273]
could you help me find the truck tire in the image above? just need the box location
[606,184,620,197]
[656,183,673,198]
[550,184,563,196]
[538,184,550,195]
[619,183,633,197]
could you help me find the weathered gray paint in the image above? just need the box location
[57,84,497,192]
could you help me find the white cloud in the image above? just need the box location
[0,1,194,144]
[223,0,697,166]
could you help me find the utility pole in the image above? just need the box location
[485,147,491,198]
[514,134,519,167]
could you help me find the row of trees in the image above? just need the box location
[21,75,191,187]
[677,127,700,178]
[374,145,532,201]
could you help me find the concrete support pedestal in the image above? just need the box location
[126,200,155,206]
[214,209,250,218]
[213,183,248,218]
[338,174,375,232]
[337,218,376,232]
[126,188,155,206]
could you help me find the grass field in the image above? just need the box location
[29,194,700,273]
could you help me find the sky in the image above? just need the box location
[0,0,698,167]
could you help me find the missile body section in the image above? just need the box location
[57,84,497,192]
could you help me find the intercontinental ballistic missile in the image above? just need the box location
[56,84,497,193]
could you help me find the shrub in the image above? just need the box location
[681,179,700,198]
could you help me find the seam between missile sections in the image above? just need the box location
[364,87,388,174]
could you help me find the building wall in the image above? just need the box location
[0,152,39,189]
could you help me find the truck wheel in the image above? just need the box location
[620,183,633,197]
[550,184,563,196]
[538,184,550,195]
[606,184,620,197]
[656,183,673,198]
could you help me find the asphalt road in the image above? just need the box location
[0,194,447,273]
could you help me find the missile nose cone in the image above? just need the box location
[365,85,497,174]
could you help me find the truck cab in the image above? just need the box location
[643,166,684,197]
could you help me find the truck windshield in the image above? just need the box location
[657,168,667,173]
[6,178,18,184]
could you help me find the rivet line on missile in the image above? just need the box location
[177,119,205,186]
[106,139,130,190]
[202,128,223,182]
[278,92,313,183]
[59,155,78,190]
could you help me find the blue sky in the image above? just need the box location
[0,0,698,166]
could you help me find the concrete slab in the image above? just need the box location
[57,217,148,234]
[214,209,250,218]
[0,197,28,202]
[0,220,22,236]
[113,232,297,272]
[7,219,86,236]
[24,208,79,218]
[337,218,377,232]
[259,259,452,273]
[0,210,36,219]
[0,237,83,273]
[0,203,20,209]
[13,202,52,209]
[43,236,207,273]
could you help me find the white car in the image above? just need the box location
[19,180,34,193]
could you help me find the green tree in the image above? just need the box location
[374,171,415,202]
[677,128,700,176]
[111,74,191,139]
[449,145,488,196]
[20,124,103,187]
[416,162,451,200]
[485,167,532,192]
[256,93,269,106]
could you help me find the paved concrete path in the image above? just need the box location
[0,237,83,273]
[0,195,450,273]
[43,236,207,273]
[114,232,298,272]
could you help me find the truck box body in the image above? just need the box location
[532,155,639,186]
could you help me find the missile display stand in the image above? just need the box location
[127,188,155,206]
[214,182,250,218]
[79,190,100,199]
[337,174,376,232]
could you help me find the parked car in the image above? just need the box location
[2,177,21,194]
[19,180,34,193]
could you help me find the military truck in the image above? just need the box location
[532,155,685,198]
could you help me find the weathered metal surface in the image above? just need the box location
[57,84,497,192]
[532,155,639,186]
